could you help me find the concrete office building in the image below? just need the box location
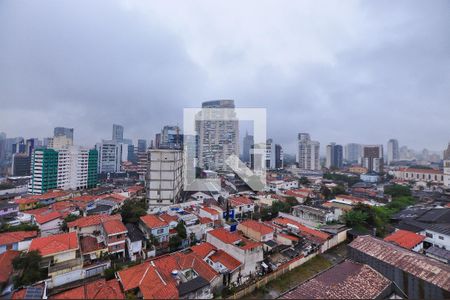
[159,125,183,149]
[12,153,31,176]
[146,149,183,206]
[297,133,320,171]
[196,100,239,171]
[250,139,283,170]
[137,139,147,153]
[242,132,254,163]
[112,124,124,142]
[344,143,362,163]
[387,139,399,165]
[325,143,343,169]
[96,140,122,173]
[362,145,384,173]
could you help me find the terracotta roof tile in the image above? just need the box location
[33,211,62,224]
[200,207,220,215]
[0,231,37,246]
[209,250,241,271]
[29,232,79,257]
[80,236,106,254]
[102,219,127,235]
[68,214,121,229]
[0,250,20,283]
[384,229,425,250]
[140,214,168,229]
[272,217,330,242]
[159,213,178,223]
[230,196,253,207]
[208,228,241,244]
[51,279,124,299]
[191,242,216,258]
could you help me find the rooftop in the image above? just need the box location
[80,236,106,254]
[140,214,169,229]
[384,229,425,250]
[349,235,450,291]
[239,220,274,236]
[102,219,127,235]
[209,250,241,271]
[68,214,121,229]
[191,242,216,259]
[272,217,330,242]
[51,279,124,299]
[0,250,20,283]
[281,260,391,299]
[29,232,79,257]
[125,223,144,242]
[0,231,37,246]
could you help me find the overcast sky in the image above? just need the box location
[1,0,449,154]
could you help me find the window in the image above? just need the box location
[157,228,164,234]
[439,236,444,240]
[426,232,433,238]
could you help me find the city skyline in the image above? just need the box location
[0,1,449,153]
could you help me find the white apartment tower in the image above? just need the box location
[146,149,183,206]
[96,140,122,173]
[297,133,320,171]
[196,100,239,171]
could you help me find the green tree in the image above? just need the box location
[384,184,411,197]
[0,223,39,233]
[169,235,182,251]
[175,221,187,239]
[12,251,46,288]
[344,210,368,228]
[299,176,310,186]
[320,185,332,200]
[120,199,148,224]
[331,185,347,197]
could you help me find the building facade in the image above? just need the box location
[242,132,254,163]
[297,133,320,171]
[146,149,183,206]
[112,124,124,142]
[362,145,384,173]
[196,100,239,171]
[28,148,59,194]
[325,143,343,169]
[344,143,362,163]
[387,139,399,165]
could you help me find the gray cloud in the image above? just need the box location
[0,0,449,154]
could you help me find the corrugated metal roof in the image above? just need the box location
[349,235,450,292]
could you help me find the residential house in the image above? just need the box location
[51,278,125,299]
[0,202,19,219]
[229,197,255,219]
[31,210,63,236]
[29,232,83,288]
[291,204,341,227]
[199,207,221,222]
[139,214,170,245]
[384,229,425,252]
[125,223,146,261]
[0,231,37,254]
[117,251,219,299]
[191,242,242,287]
[206,228,264,283]
[238,220,274,243]
[0,250,20,292]
[283,188,313,203]
[103,219,128,258]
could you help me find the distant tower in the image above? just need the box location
[443,142,450,160]
[326,143,343,169]
[112,124,124,142]
[297,133,320,170]
[242,131,254,163]
[387,139,399,165]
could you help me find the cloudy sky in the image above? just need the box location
[0,0,449,154]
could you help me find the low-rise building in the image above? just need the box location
[229,197,255,219]
[139,214,170,245]
[237,220,274,242]
[125,223,146,261]
[51,278,125,299]
[0,231,37,254]
[384,229,425,252]
[206,228,264,282]
[393,167,445,184]
[291,204,341,227]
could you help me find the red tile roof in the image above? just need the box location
[103,219,127,235]
[199,217,214,224]
[200,207,220,215]
[68,214,121,229]
[140,214,168,229]
[208,228,241,244]
[285,189,312,198]
[272,217,330,242]
[0,250,20,283]
[404,168,442,174]
[15,197,39,205]
[128,185,144,193]
[34,211,62,224]
[117,261,178,299]
[159,213,179,223]
[230,196,253,207]
[209,250,241,271]
[0,231,38,246]
[239,220,274,236]
[191,242,216,258]
[51,279,124,299]
[71,195,97,202]
[100,193,127,203]
[384,229,425,250]
[29,232,79,257]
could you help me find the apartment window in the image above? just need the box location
[426,232,433,238]
[438,236,444,240]
[116,234,122,239]
[157,228,164,234]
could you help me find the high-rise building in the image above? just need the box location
[96,140,122,173]
[156,125,183,149]
[387,139,399,165]
[29,146,98,194]
[196,100,239,171]
[362,145,384,173]
[242,131,254,163]
[275,144,283,169]
[12,153,31,176]
[444,160,450,187]
[146,149,183,206]
[344,143,362,163]
[443,142,450,160]
[54,127,74,142]
[28,148,59,194]
[137,139,147,153]
[112,124,124,142]
[326,143,343,169]
[0,132,6,163]
[297,133,320,170]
